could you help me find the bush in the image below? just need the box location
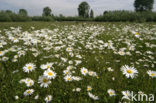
[32,16,54,21]
[0,10,32,22]
[54,16,93,21]
[0,11,12,22]
[10,14,32,22]
[0,10,156,22]
[95,10,156,22]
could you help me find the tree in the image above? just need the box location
[103,11,108,15]
[42,7,52,16]
[19,9,28,16]
[5,10,13,14]
[90,9,94,18]
[134,0,154,12]
[78,1,90,18]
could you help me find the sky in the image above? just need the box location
[0,0,156,16]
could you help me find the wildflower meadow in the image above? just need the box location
[0,22,156,103]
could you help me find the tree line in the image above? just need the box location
[0,0,155,22]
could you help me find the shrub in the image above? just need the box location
[32,16,54,21]
[95,10,156,22]
[0,11,12,22]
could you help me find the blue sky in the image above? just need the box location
[0,0,156,16]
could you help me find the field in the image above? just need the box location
[0,22,156,103]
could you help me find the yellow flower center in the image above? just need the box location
[126,93,128,96]
[27,91,31,94]
[83,70,86,73]
[0,51,2,54]
[136,32,139,35]
[27,66,32,70]
[120,51,124,54]
[151,73,155,76]
[48,72,53,76]
[67,78,71,81]
[88,88,91,91]
[29,82,32,86]
[43,78,48,83]
[110,92,113,95]
[127,69,132,74]
[47,65,50,69]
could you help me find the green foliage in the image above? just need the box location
[0,9,156,22]
[0,10,31,22]
[78,1,90,18]
[90,9,94,18]
[103,11,108,15]
[42,7,52,16]
[134,0,154,12]
[19,9,28,16]
[54,16,93,21]
[10,14,32,22]
[0,11,12,22]
[32,16,54,21]
[95,10,156,22]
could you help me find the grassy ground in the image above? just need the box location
[0,22,156,103]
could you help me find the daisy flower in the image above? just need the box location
[14,95,19,100]
[88,92,99,100]
[46,62,54,69]
[12,37,19,43]
[34,94,39,100]
[81,67,88,76]
[76,88,81,92]
[40,64,47,70]
[107,67,114,72]
[135,32,140,38]
[63,70,71,75]
[24,89,34,96]
[118,50,125,56]
[68,60,73,64]
[67,66,73,70]
[19,79,26,84]
[45,95,52,103]
[25,78,34,87]
[147,70,156,78]
[69,52,74,57]
[41,62,54,70]
[87,86,92,91]
[88,71,97,77]
[2,57,8,61]
[107,89,116,96]
[66,47,73,52]
[23,63,36,73]
[72,76,82,81]
[121,91,131,100]
[38,76,51,88]
[64,75,73,82]
[0,51,5,56]
[44,69,56,79]
[121,65,138,79]
[75,60,82,65]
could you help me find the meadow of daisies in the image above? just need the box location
[0,22,156,103]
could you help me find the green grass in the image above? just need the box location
[0,22,156,103]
